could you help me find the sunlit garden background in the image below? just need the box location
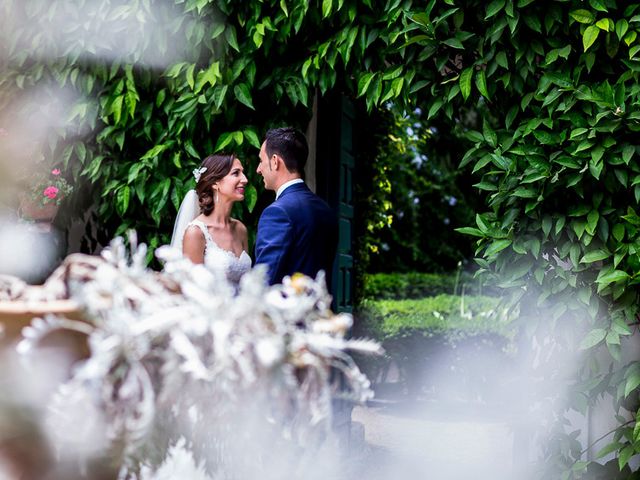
[1,0,640,479]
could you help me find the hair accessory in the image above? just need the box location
[193,167,207,182]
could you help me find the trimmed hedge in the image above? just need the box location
[361,271,498,300]
[353,295,517,401]
[356,294,515,343]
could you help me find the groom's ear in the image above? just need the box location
[271,154,281,170]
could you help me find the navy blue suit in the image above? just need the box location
[255,183,338,285]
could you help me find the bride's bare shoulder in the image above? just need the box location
[183,223,205,242]
[231,218,247,232]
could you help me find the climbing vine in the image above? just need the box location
[2,0,640,476]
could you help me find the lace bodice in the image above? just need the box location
[187,220,252,285]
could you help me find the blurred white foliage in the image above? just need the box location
[14,233,381,478]
[138,438,213,480]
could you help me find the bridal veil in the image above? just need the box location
[170,189,199,252]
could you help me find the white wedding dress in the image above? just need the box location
[187,220,252,285]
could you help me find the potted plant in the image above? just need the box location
[19,168,73,222]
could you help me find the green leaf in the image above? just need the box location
[572,219,587,239]
[579,328,606,349]
[522,172,548,183]
[613,223,625,241]
[214,132,234,152]
[533,130,558,145]
[589,158,603,179]
[586,209,599,235]
[622,145,635,164]
[614,169,628,187]
[234,84,255,110]
[285,81,299,105]
[475,70,489,99]
[570,9,595,24]
[589,0,608,12]
[410,80,429,94]
[141,143,170,160]
[624,30,637,46]
[595,269,630,285]
[459,67,473,101]
[156,89,166,107]
[473,181,498,191]
[443,37,464,49]
[483,119,497,148]
[570,128,588,139]
[172,152,181,169]
[224,26,240,52]
[358,72,375,97]
[243,129,260,149]
[213,85,228,109]
[390,77,404,98]
[184,141,200,159]
[496,51,508,68]
[625,368,640,398]
[116,186,130,217]
[580,249,610,263]
[595,18,612,31]
[211,23,225,40]
[301,58,313,79]
[428,99,444,119]
[279,0,289,16]
[485,239,512,256]
[455,227,485,237]
[630,44,640,59]
[111,95,124,124]
[577,287,591,306]
[513,187,538,198]
[476,213,490,232]
[127,163,143,185]
[505,105,518,129]
[485,0,505,19]
[322,0,333,17]
[542,216,552,237]
[165,62,185,78]
[245,184,258,213]
[619,445,634,470]
[186,64,195,89]
[616,19,629,39]
[583,25,600,51]
[545,49,559,65]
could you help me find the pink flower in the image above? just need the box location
[51,169,61,176]
[43,186,59,199]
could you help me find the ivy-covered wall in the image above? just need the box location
[2,0,640,477]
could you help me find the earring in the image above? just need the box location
[215,191,219,203]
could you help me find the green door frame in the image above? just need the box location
[315,93,355,313]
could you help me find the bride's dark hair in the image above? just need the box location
[196,153,235,215]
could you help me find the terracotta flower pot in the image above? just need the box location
[19,196,60,222]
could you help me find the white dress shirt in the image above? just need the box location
[275,178,304,200]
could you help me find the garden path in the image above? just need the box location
[348,401,516,480]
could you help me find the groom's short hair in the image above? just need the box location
[264,127,308,174]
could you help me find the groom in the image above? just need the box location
[255,127,338,286]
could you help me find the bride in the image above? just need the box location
[170,153,252,285]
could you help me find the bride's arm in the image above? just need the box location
[182,225,206,264]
